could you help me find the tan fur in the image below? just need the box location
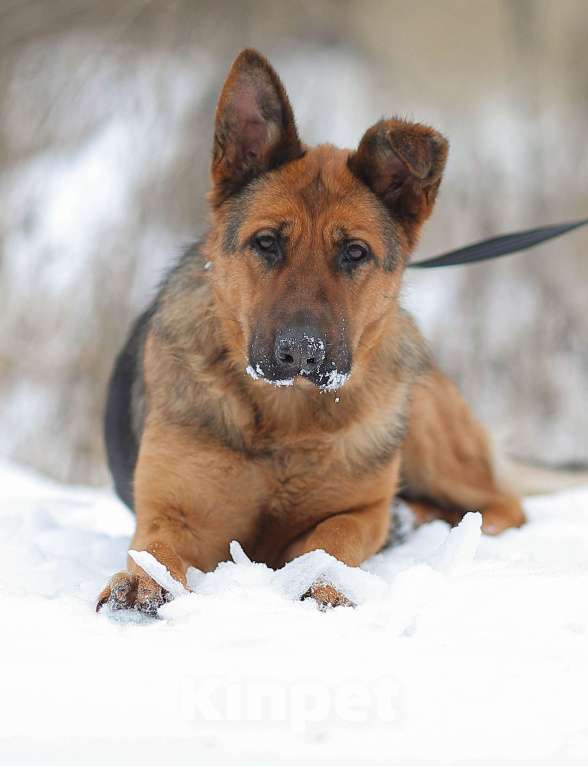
[401,370,525,533]
[98,50,524,612]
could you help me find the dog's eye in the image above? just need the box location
[254,232,278,253]
[256,234,276,251]
[343,241,370,265]
[252,231,281,265]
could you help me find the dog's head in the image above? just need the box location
[208,49,448,391]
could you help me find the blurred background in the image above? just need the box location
[1,0,587,486]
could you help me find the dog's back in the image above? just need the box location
[104,310,150,509]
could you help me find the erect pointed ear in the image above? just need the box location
[348,118,448,240]
[210,49,303,206]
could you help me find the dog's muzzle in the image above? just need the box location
[247,324,351,391]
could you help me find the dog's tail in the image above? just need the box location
[493,450,588,496]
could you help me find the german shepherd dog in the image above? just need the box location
[97,49,525,613]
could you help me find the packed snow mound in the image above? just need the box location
[1,459,588,764]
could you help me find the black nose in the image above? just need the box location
[273,327,326,376]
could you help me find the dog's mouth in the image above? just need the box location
[245,362,350,392]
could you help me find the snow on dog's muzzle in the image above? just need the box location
[247,325,351,391]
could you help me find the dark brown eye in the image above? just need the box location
[344,241,370,263]
[254,232,278,254]
[252,231,282,267]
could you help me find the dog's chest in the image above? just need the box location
[262,446,327,511]
[253,433,361,520]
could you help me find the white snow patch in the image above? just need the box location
[427,511,482,573]
[245,363,261,380]
[2,459,588,763]
[229,539,252,565]
[245,363,294,387]
[319,369,350,391]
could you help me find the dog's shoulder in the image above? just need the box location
[137,241,260,450]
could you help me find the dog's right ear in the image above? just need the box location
[210,49,303,206]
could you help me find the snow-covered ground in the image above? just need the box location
[1,459,588,765]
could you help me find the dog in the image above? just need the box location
[97,48,525,614]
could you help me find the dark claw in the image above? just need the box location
[95,595,109,613]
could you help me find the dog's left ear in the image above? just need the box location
[348,119,448,241]
[211,49,303,206]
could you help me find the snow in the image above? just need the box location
[1,460,588,764]
[319,369,350,392]
[245,364,294,387]
[245,363,349,391]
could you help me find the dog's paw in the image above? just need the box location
[302,579,355,610]
[96,571,172,616]
[481,506,526,535]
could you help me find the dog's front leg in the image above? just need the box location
[96,473,192,615]
[282,499,392,609]
[97,419,258,614]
